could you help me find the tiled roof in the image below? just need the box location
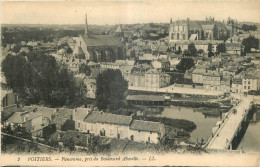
[126,95,165,102]
[73,108,91,121]
[6,112,23,124]
[81,34,121,47]
[34,107,56,120]
[84,111,132,126]
[192,68,206,74]
[202,24,215,30]
[6,111,42,124]
[23,106,56,120]
[130,120,161,133]
[203,70,220,77]
[146,69,159,74]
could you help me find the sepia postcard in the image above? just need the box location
[1,0,260,166]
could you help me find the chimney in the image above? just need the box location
[170,17,173,24]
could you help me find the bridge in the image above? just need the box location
[205,97,253,150]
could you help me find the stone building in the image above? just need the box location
[169,17,229,41]
[82,110,165,144]
[73,14,124,63]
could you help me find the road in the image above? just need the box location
[207,97,252,150]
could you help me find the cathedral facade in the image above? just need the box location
[169,17,233,41]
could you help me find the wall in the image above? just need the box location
[128,129,159,143]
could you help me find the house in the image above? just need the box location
[222,66,237,79]
[220,79,231,94]
[83,78,96,99]
[1,92,19,121]
[232,79,243,94]
[5,111,43,132]
[100,62,120,71]
[128,73,146,88]
[242,74,260,94]
[22,106,56,126]
[83,110,165,143]
[192,68,206,84]
[51,108,75,131]
[84,111,132,139]
[129,120,165,143]
[139,53,157,61]
[202,70,221,91]
[151,59,170,71]
[226,43,242,55]
[73,108,91,131]
[145,69,170,88]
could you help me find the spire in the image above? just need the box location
[170,17,172,24]
[85,13,88,36]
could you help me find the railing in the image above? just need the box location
[204,98,245,149]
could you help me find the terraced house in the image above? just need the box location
[77,110,166,144]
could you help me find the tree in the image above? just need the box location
[1,52,80,107]
[216,43,226,53]
[96,69,128,112]
[188,43,197,56]
[183,49,190,57]
[197,49,204,55]
[176,58,195,73]
[79,64,91,76]
[177,46,182,54]
[242,36,259,54]
[208,43,214,57]
[242,24,257,32]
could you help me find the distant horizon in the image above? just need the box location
[1,1,260,25]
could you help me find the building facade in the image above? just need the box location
[82,110,165,143]
[145,69,170,88]
[169,17,228,41]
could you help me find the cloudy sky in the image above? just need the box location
[1,1,260,25]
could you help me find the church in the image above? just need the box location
[73,14,125,63]
[169,17,232,41]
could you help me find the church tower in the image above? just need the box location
[85,13,88,36]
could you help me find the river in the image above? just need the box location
[155,106,260,152]
[237,110,260,152]
[156,106,222,142]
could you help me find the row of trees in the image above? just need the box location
[1,52,80,107]
[241,24,257,32]
[1,27,84,45]
[242,36,259,54]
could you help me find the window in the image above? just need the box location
[248,81,250,84]
[244,81,247,84]
[177,33,180,40]
[248,86,250,90]
[244,86,247,89]
[171,33,174,39]
[78,122,80,128]
[183,34,185,39]
[183,26,185,31]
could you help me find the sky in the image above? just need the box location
[1,1,260,25]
